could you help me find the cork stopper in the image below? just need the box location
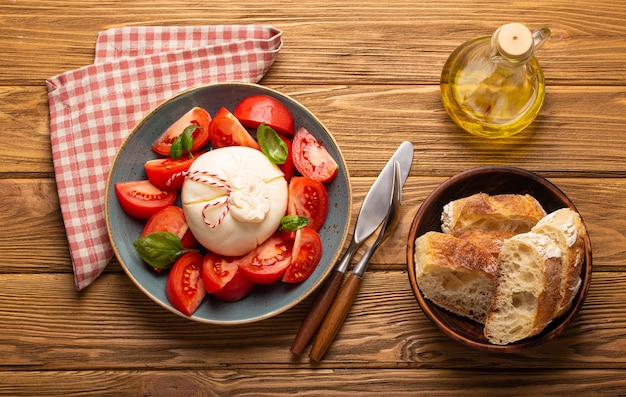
[495,23,533,60]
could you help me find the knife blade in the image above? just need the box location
[290,141,413,356]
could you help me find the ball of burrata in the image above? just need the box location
[181,146,288,256]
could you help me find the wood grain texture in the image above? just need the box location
[2,0,626,394]
[1,271,626,370]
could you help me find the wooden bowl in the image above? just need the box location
[406,166,592,353]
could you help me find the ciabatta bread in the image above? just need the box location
[414,231,499,324]
[531,208,586,317]
[441,193,546,234]
[484,232,563,345]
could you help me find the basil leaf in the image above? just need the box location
[170,125,201,160]
[280,215,310,232]
[133,231,195,269]
[257,123,288,164]
[169,137,183,160]
[181,125,199,158]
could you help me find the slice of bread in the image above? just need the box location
[414,231,499,324]
[531,208,586,317]
[484,232,563,345]
[441,193,546,234]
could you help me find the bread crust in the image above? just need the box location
[531,208,586,317]
[441,193,546,234]
[451,229,517,258]
[414,231,498,323]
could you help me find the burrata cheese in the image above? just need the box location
[181,146,288,256]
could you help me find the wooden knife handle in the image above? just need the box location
[290,270,345,356]
[309,273,362,362]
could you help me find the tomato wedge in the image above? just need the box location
[283,227,323,283]
[141,206,197,250]
[239,234,294,284]
[152,107,211,156]
[201,253,256,302]
[277,133,295,181]
[114,180,177,219]
[209,107,260,150]
[144,155,196,191]
[165,252,206,316]
[292,127,339,183]
[287,176,329,231]
[233,94,295,135]
[212,270,256,302]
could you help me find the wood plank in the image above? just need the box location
[0,1,625,85]
[0,271,623,370]
[1,175,625,274]
[1,369,626,396]
[4,85,626,176]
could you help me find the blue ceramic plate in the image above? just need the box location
[105,83,352,324]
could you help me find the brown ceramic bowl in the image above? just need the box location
[406,166,592,353]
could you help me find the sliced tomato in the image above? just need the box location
[202,253,256,302]
[144,155,196,191]
[152,107,211,156]
[292,127,339,183]
[114,180,177,219]
[165,252,206,316]
[277,133,295,181]
[141,206,197,250]
[238,234,294,284]
[212,270,256,302]
[209,107,261,150]
[233,94,295,135]
[287,176,329,231]
[283,227,323,283]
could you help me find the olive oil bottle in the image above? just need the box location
[440,23,551,138]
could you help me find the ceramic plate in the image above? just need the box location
[105,83,352,324]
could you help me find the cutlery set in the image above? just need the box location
[291,141,414,361]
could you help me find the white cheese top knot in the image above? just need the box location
[181,146,288,257]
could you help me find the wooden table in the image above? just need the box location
[2,1,626,395]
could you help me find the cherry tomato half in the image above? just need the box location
[152,107,211,156]
[114,180,177,219]
[209,107,260,150]
[202,253,256,302]
[238,234,294,284]
[141,206,197,250]
[165,252,206,316]
[283,227,323,283]
[233,94,295,136]
[144,155,196,191]
[287,176,329,231]
[292,127,339,183]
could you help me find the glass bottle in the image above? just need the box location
[440,23,551,138]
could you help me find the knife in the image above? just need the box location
[309,160,403,362]
[290,141,413,356]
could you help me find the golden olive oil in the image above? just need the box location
[440,24,550,138]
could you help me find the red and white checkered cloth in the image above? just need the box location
[47,25,283,290]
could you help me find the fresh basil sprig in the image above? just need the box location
[133,231,198,269]
[170,125,201,160]
[257,123,288,165]
[279,215,310,232]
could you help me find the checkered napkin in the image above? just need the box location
[47,25,283,291]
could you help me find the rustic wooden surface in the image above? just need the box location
[2,0,626,395]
